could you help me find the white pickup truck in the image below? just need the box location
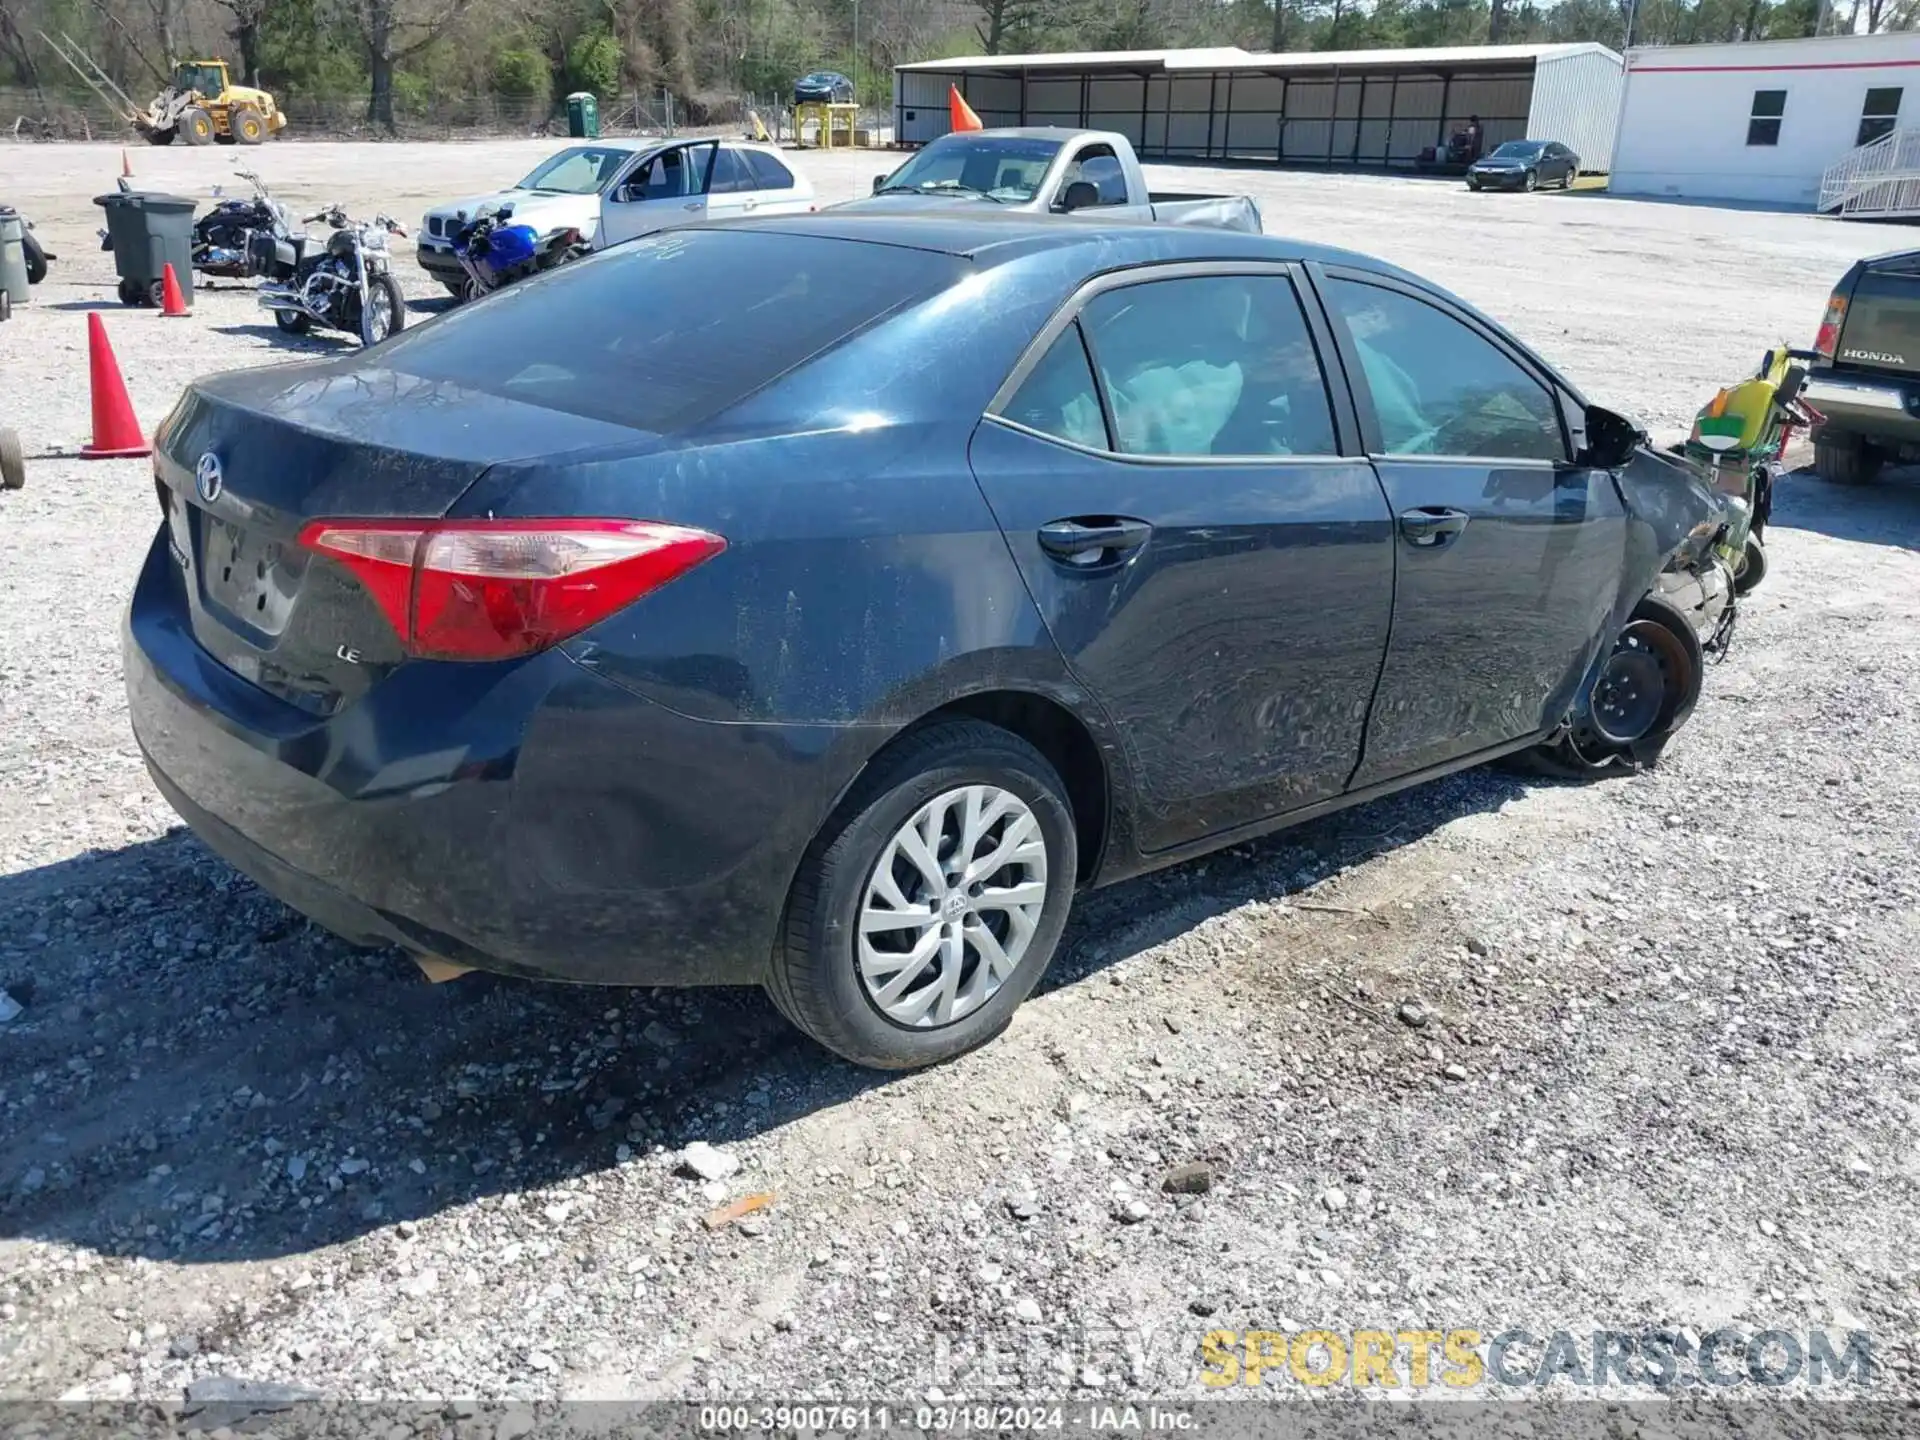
[835,128,1261,233]
[416,138,816,294]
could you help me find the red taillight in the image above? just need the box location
[1813,292,1846,360]
[297,518,725,661]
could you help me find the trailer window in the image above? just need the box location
[1860,88,1903,147]
[1747,90,1786,147]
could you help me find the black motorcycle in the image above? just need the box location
[193,169,290,280]
[256,204,408,347]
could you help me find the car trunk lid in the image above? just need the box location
[156,362,651,714]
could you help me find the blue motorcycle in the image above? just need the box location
[449,204,587,303]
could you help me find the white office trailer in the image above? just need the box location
[893,43,1625,171]
[1610,32,1920,209]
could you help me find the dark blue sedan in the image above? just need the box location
[126,214,1730,1069]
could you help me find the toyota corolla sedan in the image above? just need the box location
[127,214,1730,1070]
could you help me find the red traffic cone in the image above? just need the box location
[949,84,983,133]
[159,263,190,317]
[79,314,151,460]
[121,148,132,178]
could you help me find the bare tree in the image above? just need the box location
[338,0,476,128]
[0,0,43,90]
[208,0,271,80]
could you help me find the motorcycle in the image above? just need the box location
[256,204,408,347]
[450,203,588,302]
[1677,344,1825,597]
[193,168,292,280]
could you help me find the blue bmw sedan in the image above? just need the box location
[126,213,1730,1068]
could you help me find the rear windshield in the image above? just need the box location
[374,229,965,432]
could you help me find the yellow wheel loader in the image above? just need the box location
[40,35,288,147]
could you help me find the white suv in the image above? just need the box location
[417,139,816,294]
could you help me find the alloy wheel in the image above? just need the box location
[856,784,1048,1029]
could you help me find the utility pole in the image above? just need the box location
[1623,0,1638,49]
[852,0,861,118]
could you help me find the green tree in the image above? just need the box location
[565,28,619,93]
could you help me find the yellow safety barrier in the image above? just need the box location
[795,101,859,149]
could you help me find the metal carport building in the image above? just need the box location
[893,42,1625,172]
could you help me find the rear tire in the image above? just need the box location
[1512,595,1705,779]
[0,427,24,491]
[1813,433,1883,486]
[273,309,311,334]
[768,720,1078,1070]
[231,106,266,145]
[1734,535,1767,595]
[22,231,46,285]
[181,107,216,146]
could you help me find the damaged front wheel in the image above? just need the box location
[1514,595,1705,779]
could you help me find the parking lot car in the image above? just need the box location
[793,70,855,106]
[1803,249,1920,484]
[416,139,813,291]
[126,214,1729,1071]
[1466,140,1579,192]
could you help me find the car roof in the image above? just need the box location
[705,210,1420,283]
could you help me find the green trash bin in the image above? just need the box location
[94,190,197,308]
[566,92,600,139]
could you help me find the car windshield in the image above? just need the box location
[877,136,1061,202]
[514,146,632,195]
[1490,142,1545,159]
[373,228,966,432]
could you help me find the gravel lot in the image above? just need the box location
[2,140,1918,1412]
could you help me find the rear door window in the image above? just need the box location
[1076,275,1340,458]
[744,149,797,190]
[376,229,964,432]
[1001,324,1109,449]
[1326,278,1567,462]
[709,149,754,194]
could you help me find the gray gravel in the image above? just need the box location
[2,140,1918,1405]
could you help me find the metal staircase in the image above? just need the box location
[1821,127,1920,219]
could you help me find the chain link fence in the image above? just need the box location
[0,85,857,143]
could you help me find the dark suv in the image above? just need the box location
[1806,249,1920,484]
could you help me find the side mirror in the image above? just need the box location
[1580,404,1642,470]
[872,173,887,194]
[1059,180,1099,212]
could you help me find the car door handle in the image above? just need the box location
[1398,507,1471,547]
[683,201,704,211]
[1037,518,1153,562]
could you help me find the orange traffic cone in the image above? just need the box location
[159,263,190,317]
[949,84,983,133]
[121,148,132,178]
[79,314,151,460]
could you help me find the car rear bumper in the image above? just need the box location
[125,536,882,986]
[1804,370,1920,446]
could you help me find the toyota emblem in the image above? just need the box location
[195,452,223,504]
